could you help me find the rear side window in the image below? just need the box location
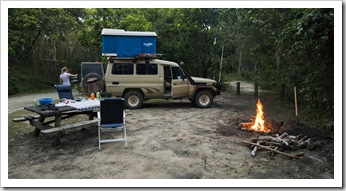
[111,63,133,75]
[81,63,104,78]
[136,64,158,75]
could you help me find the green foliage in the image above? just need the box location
[283,9,334,117]
[8,8,334,133]
[118,14,152,31]
[8,66,19,95]
[239,70,254,81]
[152,8,223,78]
[8,8,87,93]
[221,73,242,82]
[8,110,34,136]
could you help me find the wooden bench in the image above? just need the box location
[12,115,40,122]
[41,119,98,134]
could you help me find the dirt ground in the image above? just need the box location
[7,85,334,182]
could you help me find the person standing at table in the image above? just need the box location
[60,66,77,86]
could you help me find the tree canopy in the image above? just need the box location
[8,8,334,131]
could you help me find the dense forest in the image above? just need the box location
[8,8,334,131]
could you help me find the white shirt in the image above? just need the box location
[60,72,71,85]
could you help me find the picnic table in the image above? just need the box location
[14,100,100,137]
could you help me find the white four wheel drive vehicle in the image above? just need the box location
[81,54,221,109]
[80,29,222,109]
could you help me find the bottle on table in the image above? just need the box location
[96,92,101,100]
[33,99,38,107]
[90,93,95,100]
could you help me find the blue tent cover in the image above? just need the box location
[102,29,157,58]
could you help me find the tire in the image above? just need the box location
[82,73,104,95]
[124,91,144,109]
[194,90,213,108]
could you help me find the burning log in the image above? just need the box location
[239,98,320,158]
[240,99,271,133]
[240,122,254,127]
[240,127,254,132]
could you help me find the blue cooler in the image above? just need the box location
[101,29,157,58]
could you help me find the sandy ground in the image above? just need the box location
[7,84,334,184]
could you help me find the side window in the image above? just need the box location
[136,64,158,75]
[111,63,133,75]
[172,67,184,79]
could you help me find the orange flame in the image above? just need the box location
[243,99,271,133]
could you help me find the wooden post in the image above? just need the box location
[254,82,258,97]
[293,76,299,124]
[55,115,62,127]
[236,82,240,95]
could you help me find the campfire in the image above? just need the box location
[236,99,321,159]
[241,99,271,133]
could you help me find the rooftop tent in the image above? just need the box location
[101,29,157,58]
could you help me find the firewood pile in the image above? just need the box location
[243,132,321,159]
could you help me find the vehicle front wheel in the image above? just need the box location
[194,90,213,108]
[124,91,143,109]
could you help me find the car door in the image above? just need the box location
[171,66,189,98]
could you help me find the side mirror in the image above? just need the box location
[177,75,186,81]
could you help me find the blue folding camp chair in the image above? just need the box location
[54,84,74,100]
[97,98,127,149]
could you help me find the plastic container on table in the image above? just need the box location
[38,98,54,105]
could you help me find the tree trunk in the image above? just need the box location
[276,46,281,74]
[238,49,242,74]
[53,39,57,62]
[255,60,258,73]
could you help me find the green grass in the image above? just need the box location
[8,109,91,137]
[8,110,36,136]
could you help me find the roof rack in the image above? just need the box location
[108,53,163,62]
[135,53,163,59]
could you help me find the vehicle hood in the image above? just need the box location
[191,77,216,85]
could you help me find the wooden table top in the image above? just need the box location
[24,105,76,117]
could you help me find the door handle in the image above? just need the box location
[112,82,119,85]
[173,83,177,85]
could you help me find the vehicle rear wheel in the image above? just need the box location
[194,90,213,108]
[124,91,143,109]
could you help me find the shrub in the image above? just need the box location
[8,66,19,95]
